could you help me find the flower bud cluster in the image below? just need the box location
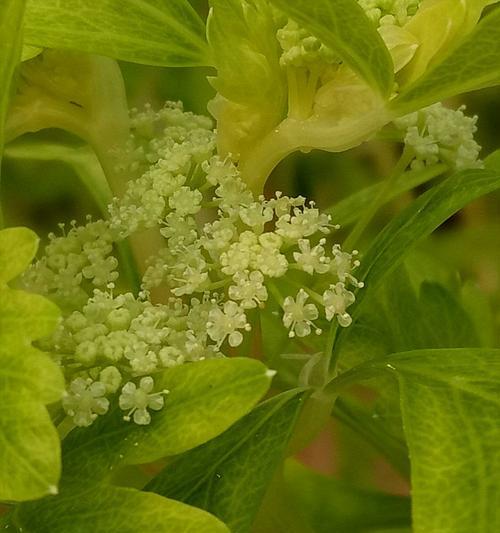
[358,0,421,27]
[29,102,362,427]
[277,19,338,68]
[23,219,118,308]
[394,103,483,171]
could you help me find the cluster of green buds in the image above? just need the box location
[26,102,362,427]
[358,0,421,26]
[394,103,482,170]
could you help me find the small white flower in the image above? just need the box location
[229,270,268,309]
[172,265,208,296]
[252,246,288,278]
[240,202,274,231]
[207,301,251,347]
[276,206,331,241]
[220,231,258,275]
[124,341,159,375]
[63,377,109,427]
[322,282,356,327]
[331,245,362,286]
[201,155,239,185]
[293,239,331,275]
[282,289,320,338]
[169,186,203,215]
[119,377,168,425]
[99,366,122,394]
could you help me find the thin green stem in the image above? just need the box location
[325,320,340,377]
[343,147,415,250]
[266,279,285,306]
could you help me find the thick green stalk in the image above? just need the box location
[239,106,393,193]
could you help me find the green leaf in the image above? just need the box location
[267,0,394,96]
[334,265,482,477]
[206,0,287,177]
[60,358,272,482]
[207,0,284,104]
[146,390,306,533]
[24,0,211,67]
[0,0,25,225]
[0,226,39,285]
[16,485,229,533]
[330,348,500,533]
[393,6,500,113]
[0,227,64,501]
[284,460,411,533]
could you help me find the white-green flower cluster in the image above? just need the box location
[27,102,362,427]
[358,0,421,26]
[23,219,118,308]
[394,103,483,170]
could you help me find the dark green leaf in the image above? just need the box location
[267,0,394,96]
[24,0,211,67]
[147,390,306,533]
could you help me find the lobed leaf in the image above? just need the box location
[0,227,64,501]
[267,0,394,97]
[24,0,211,67]
[147,390,306,533]
[382,349,500,533]
[330,348,500,533]
[60,358,273,482]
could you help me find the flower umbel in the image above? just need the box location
[28,103,362,427]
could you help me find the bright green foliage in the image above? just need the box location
[284,460,411,533]
[59,358,273,481]
[382,349,500,533]
[24,0,211,67]
[14,485,230,533]
[329,347,500,532]
[0,227,64,501]
[394,5,500,112]
[333,264,483,475]
[268,0,394,97]
[147,390,306,533]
